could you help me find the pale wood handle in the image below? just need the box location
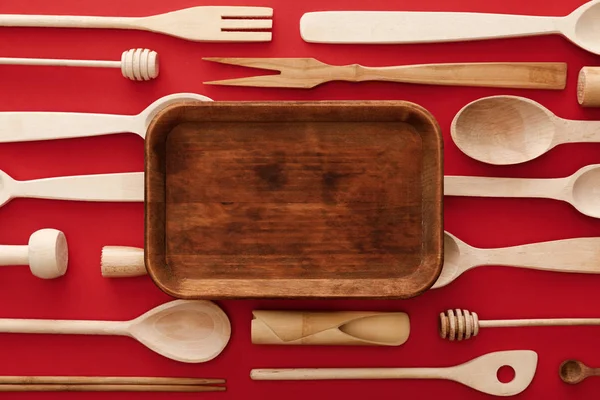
[101,246,146,278]
[559,119,600,144]
[0,384,224,392]
[479,238,600,273]
[0,245,28,266]
[0,14,134,29]
[357,63,566,89]
[301,11,558,43]
[444,175,567,200]
[0,376,224,385]
[0,319,126,335]
[251,367,444,380]
[0,112,138,143]
[0,58,119,69]
[16,173,144,202]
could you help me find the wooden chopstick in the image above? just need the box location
[0,376,226,392]
[0,376,225,385]
[0,384,225,392]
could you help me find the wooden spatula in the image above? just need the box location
[203,58,566,89]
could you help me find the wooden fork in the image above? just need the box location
[203,57,566,89]
[0,7,273,42]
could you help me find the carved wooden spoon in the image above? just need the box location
[560,359,600,384]
[451,95,600,165]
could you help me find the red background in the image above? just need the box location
[0,0,599,399]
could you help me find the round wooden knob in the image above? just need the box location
[27,229,68,279]
[121,48,159,81]
[577,67,600,107]
[439,309,479,341]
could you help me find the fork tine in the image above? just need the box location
[212,31,272,42]
[216,6,273,18]
[204,74,317,89]
[203,58,290,72]
[220,19,273,30]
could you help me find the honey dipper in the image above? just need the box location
[439,309,600,341]
[0,48,158,81]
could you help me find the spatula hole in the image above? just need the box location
[497,365,515,383]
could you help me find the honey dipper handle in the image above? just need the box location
[356,63,566,89]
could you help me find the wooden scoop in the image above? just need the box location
[560,359,600,384]
[444,164,600,219]
[433,232,600,289]
[451,95,600,165]
[251,350,538,396]
[0,300,230,363]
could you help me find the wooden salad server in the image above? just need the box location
[252,310,409,346]
[433,232,600,289]
[299,1,600,56]
[0,170,144,208]
[251,350,538,396]
[0,92,211,143]
[203,58,566,89]
[444,164,600,219]
[440,309,600,341]
[0,7,273,42]
[0,229,67,279]
[0,300,231,363]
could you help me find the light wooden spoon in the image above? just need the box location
[451,95,600,165]
[251,350,538,396]
[444,164,600,219]
[0,93,211,143]
[433,232,600,289]
[0,300,230,363]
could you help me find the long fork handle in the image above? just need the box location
[357,62,567,89]
[0,14,135,29]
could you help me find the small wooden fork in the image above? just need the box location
[203,57,567,89]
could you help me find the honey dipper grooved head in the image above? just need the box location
[439,309,479,341]
[121,48,159,81]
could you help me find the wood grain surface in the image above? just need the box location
[145,101,443,298]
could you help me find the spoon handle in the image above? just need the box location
[444,175,566,201]
[478,237,600,273]
[251,367,447,380]
[0,318,126,335]
[301,11,559,44]
[0,112,138,143]
[559,119,600,144]
[15,172,144,202]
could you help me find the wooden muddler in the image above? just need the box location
[251,310,409,346]
[578,67,600,107]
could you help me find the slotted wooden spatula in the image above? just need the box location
[203,58,566,89]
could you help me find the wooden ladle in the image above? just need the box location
[444,164,600,219]
[433,232,600,289]
[451,95,600,165]
[560,359,600,384]
[0,300,230,363]
[251,350,538,396]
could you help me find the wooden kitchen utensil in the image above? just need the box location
[203,58,566,89]
[0,92,211,143]
[300,0,600,56]
[440,309,600,341]
[0,7,273,42]
[0,48,158,81]
[577,67,600,107]
[0,376,225,392]
[251,350,537,396]
[101,246,145,278]
[444,164,600,219]
[0,229,67,279]
[0,300,231,363]
[0,170,144,207]
[433,232,600,289]
[145,101,443,299]
[451,95,600,165]
[252,310,409,346]
[560,360,600,384]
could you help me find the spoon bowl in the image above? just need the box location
[571,0,600,55]
[451,96,559,165]
[431,232,469,289]
[571,164,600,218]
[559,360,587,384]
[139,93,213,136]
[127,300,231,363]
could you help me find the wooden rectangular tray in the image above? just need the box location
[145,101,443,299]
